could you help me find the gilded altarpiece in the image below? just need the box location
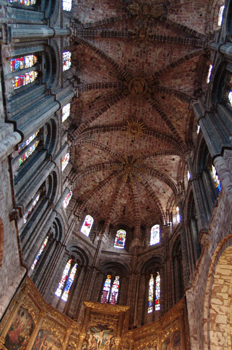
[0,278,189,350]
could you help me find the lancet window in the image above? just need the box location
[114,229,126,249]
[63,51,71,71]
[55,259,78,302]
[62,153,70,171]
[31,236,49,270]
[218,4,225,26]
[63,191,72,209]
[101,275,120,305]
[62,103,71,122]
[81,215,94,237]
[148,272,160,313]
[150,225,160,246]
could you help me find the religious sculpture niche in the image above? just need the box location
[128,78,148,96]
[4,307,34,350]
[81,326,115,350]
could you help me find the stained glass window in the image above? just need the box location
[62,153,70,171]
[13,71,38,90]
[62,103,71,122]
[11,55,37,73]
[197,125,200,134]
[206,64,213,83]
[23,193,40,223]
[63,51,71,71]
[55,259,72,298]
[218,5,225,26]
[19,140,40,167]
[81,215,94,237]
[31,236,48,270]
[63,191,72,209]
[155,272,161,310]
[9,0,36,5]
[187,171,191,180]
[62,0,72,11]
[150,225,160,246]
[114,229,126,249]
[148,274,154,313]
[109,276,120,305]
[61,263,78,301]
[18,130,39,153]
[211,165,221,193]
[101,275,112,304]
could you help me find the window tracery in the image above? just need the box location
[114,229,126,249]
[81,215,94,237]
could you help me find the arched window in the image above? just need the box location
[23,192,41,223]
[63,191,72,209]
[62,0,72,11]
[211,165,221,193]
[101,275,120,305]
[148,274,154,313]
[62,103,71,122]
[114,229,126,249]
[62,153,70,171]
[155,272,161,310]
[31,236,49,270]
[81,215,94,236]
[55,259,78,301]
[63,51,71,71]
[150,225,160,246]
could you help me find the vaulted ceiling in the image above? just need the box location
[67,0,211,231]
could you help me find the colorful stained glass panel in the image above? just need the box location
[63,51,71,71]
[155,272,160,311]
[31,236,48,270]
[23,193,40,223]
[150,225,160,246]
[101,275,111,304]
[55,259,72,298]
[63,191,72,209]
[62,0,72,11]
[148,274,154,313]
[13,71,38,90]
[11,55,37,73]
[61,263,77,301]
[211,165,221,193]
[109,276,120,305]
[114,229,126,249]
[62,153,70,171]
[81,215,94,237]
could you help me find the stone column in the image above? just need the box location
[178,203,190,289]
